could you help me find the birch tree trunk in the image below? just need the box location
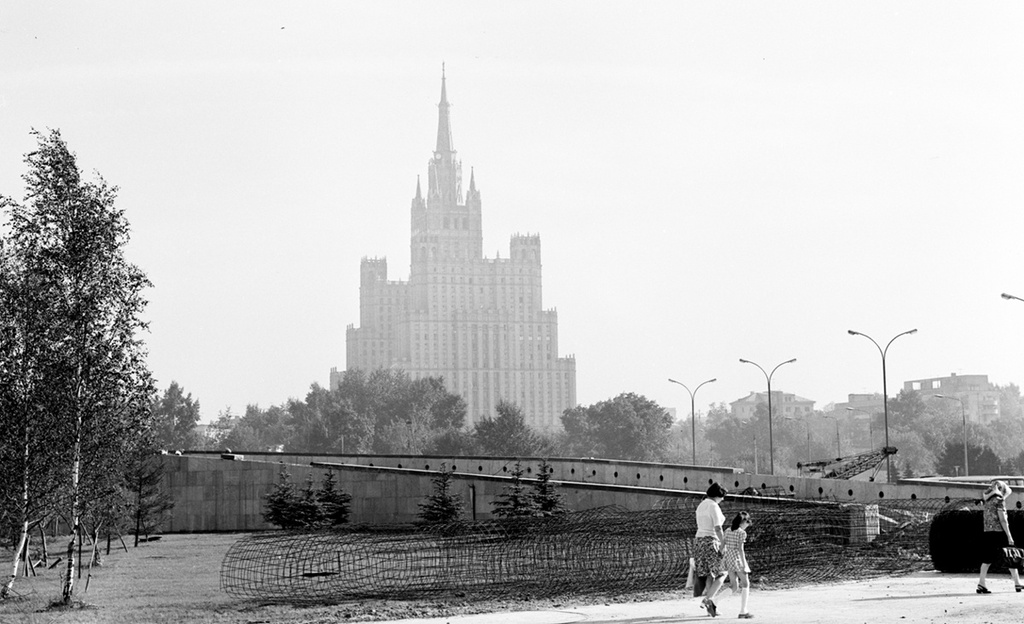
[1,423,31,599]
[61,397,83,604]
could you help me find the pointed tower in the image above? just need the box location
[348,70,576,433]
[411,69,483,277]
[427,66,461,207]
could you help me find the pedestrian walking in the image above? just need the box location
[977,479,1022,594]
[694,482,728,616]
[723,511,753,619]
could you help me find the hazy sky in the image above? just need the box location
[3,3,1024,424]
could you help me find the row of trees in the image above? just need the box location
[0,131,159,602]
[155,370,675,463]
[177,365,1024,480]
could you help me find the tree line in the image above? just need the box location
[160,366,1024,481]
[154,371,676,463]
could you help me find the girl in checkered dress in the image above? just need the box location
[722,512,753,619]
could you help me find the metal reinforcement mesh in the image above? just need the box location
[220,497,955,604]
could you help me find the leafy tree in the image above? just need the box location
[150,382,202,451]
[288,383,367,453]
[0,240,69,598]
[410,376,467,429]
[886,390,957,476]
[417,464,464,524]
[561,393,672,461]
[530,460,565,516]
[491,461,536,518]
[997,383,1024,421]
[1,130,155,603]
[473,400,549,456]
[1005,449,1024,476]
[977,415,1024,465]
[934,439,1013,478]
[221,404,291,452]
[426,427,478,456]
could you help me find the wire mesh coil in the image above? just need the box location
[220,498,951,604]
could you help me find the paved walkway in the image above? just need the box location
[369,572,1024,624]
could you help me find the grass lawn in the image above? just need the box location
[0,532,610,623]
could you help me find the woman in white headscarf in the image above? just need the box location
[977,479,1021,594]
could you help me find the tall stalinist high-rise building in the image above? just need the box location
[339,71,576,430]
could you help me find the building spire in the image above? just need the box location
[415,175,422,200]
[468,167,476,192]
[435,64,453,155]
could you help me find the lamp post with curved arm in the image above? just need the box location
[846,406,874,451]
[935,394,968,477]
[847,328,917,483]
[823,414,841,457]
[739,358,796,475]
[668,377,716,465]
[1002,292,1024,303]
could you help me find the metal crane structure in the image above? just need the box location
[797,446,898,481]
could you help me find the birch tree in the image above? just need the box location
[1,129,154,603]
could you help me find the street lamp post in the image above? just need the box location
[845,406,872,452]
[668,377,717,465]
[823,414,841,457]
[739,419,759,474]
[935,394,969,477]
[739,358,796,475]
[785,416,811,463]
[848,328,917,483]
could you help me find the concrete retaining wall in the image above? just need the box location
[157,452,1018,532]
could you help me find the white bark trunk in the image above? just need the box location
[1,521,28,599]
[1,426,31,600]
[62,394,83,604]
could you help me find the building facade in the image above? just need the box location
[341,72,576,430]
[903,373,1001,424]
[832,393,885,417]
[730,391,815,420]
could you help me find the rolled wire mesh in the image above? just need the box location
[221,497,950,603]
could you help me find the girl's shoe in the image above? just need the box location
[977,584,991,594]
[738,614,755,620]
[701,597,718,617]
[1016,585,1023,593]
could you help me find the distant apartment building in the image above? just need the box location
[903,373,1001,424]
[832,393,885,416]
[730,391,815,420]
[338,71,577,431]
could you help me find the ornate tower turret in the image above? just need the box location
[427,66,462,208]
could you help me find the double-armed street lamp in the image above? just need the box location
[739,358,796,475]
[668,377,717,465]
[847,328,917,483]
[935,394,969,477]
